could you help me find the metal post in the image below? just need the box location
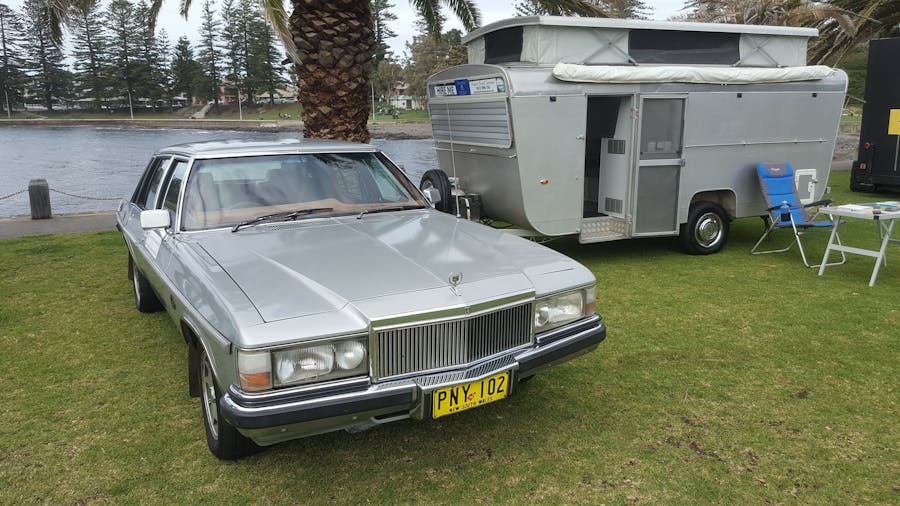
[237,87,243,120]
[28,179,51,220]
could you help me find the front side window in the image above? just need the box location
[181,152,426,231]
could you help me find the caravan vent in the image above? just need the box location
[430,100,512,148]
[605,197,623,214]
[607,139,626,154]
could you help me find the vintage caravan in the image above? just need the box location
[423,16,847,253]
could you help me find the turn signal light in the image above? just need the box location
[240,372,272,391]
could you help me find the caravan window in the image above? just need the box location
[629,30,739,64]
[484,26,524,64]
[640,99,684,160]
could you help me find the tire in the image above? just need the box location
[420,169,453,214]
[680,202,730,255]
[200,349,260,460]
[129,255,163,313]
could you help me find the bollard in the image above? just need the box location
[28,179,51,220]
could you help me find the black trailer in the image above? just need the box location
[850,37,900,192]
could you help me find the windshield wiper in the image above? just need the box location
[356,204,425,219]
[231,207,334,232]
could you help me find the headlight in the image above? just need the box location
[534,286,595,334]
[237,337,369,391]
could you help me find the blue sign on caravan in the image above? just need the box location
[454,79,471,96]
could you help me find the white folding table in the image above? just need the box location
[818,203,900,286]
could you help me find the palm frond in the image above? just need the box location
[43,0,72,45]
[180,0,192,18]
[410,0,443,36]
[256,0,297,62]
[147,0,164,33]
[533,0,607,17]
[443,0,480,31]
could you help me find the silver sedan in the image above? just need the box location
[117,139,606,459]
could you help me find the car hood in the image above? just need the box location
[195,210,581,323]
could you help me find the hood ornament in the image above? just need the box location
[448,272,463,296]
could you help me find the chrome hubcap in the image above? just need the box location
[200,357,219,440]
[695,212,724,248]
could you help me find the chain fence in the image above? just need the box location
[0,187,120,202]
[0,189,27,201]
[48,188,121,201]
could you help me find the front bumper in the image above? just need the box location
[220,315,605,445]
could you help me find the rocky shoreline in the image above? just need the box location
[0,117,858,158]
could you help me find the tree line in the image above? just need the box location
[0,0,287,115]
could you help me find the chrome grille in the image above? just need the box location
[376,303,533,379]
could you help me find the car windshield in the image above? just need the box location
[181,151,426,231]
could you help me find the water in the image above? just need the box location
[0,126,437,218]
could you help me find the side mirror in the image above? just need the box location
[422,187,442,208]
[140,209,171,230]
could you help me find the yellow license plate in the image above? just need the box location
[432,371,510,419]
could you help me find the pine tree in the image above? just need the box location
[220,0,248,106]
[20,0,69,112]
[171,36,202,106]
[0,2,26,115]
[132,1,167,110]
[371,0,397,65]
[246,10,287,105]
[154,30,172,107]
[106,0,142,115]
[197,0,223,107]
[69,0,110,111]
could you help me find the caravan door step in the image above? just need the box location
[579,217,628,243]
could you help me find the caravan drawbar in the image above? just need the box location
[423,16,847,254]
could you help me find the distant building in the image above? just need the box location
[387,82,425,110]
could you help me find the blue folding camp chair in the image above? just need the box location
[751,162,846,268]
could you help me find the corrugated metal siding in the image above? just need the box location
[429,100,512,148]
[376,303,532,379]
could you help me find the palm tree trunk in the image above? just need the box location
[289,0,374,142]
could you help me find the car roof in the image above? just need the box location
[156,138,379,158]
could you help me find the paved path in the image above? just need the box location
[0,211,117,239]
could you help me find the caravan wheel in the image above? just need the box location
[420,169,453,214]
[681,202,729,255]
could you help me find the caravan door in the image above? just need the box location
[633,97,686,236]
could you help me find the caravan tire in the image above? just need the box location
[681,202,729,255]
[420,170,453,214]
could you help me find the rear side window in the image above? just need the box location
[133,157,171,209]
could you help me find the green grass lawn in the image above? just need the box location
[0,172,897,504]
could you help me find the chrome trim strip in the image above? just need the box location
[371,290,534,330]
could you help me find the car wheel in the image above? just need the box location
[420,169,453,214]
[129,255,163,313]
[200,349,259,460]
[680,202,730,255]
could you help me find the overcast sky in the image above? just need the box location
[4,0,687,57]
